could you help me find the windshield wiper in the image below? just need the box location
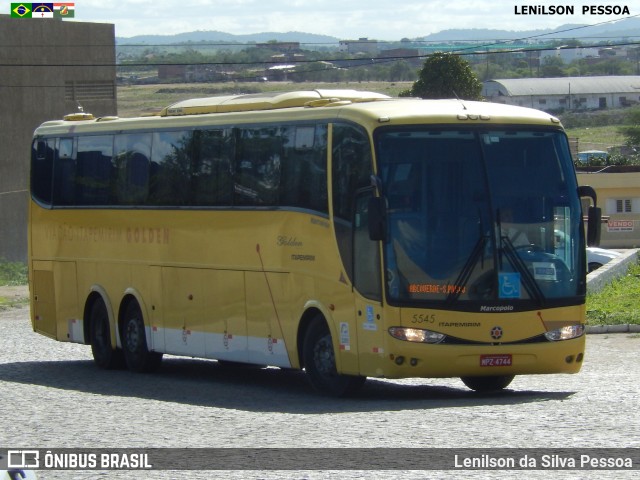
[446,234,487,305]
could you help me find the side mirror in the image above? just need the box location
[587,206,601,247]
[578,185,601,247]
[368,196,387,241]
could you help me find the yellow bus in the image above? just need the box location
[29,89,601,395]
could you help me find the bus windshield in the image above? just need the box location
[375,127,584,306]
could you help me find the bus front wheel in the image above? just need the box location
[121,300,163,373]
[461,375,515,392]
[89,297,125,369]
[303,317,366,396]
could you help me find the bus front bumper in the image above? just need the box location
[368,335,586,379]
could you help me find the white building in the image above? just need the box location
[483,76,640,111]
[539,47,599,63]
[338,38,378,55]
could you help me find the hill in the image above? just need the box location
[419,17,640,42]
[115,17,640,46]
[117,30,338,45]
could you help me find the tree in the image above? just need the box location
[540,56,566,77]
[400,52,482,100]
[619,107,640,146]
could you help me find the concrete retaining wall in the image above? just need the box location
[586,248,639,294]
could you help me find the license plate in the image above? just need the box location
[480,354,512,367]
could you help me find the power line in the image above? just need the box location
[2,15,640,86]
[444,14,640,55]
[1,35,639,49]
[2,39,640,68]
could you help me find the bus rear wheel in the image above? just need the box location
[303,317,366,396]
[121,300,163,373]
[89,297,125,369]
[461,375,515,392]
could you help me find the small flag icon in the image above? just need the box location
[10,3,31,17]
[54,2,75,18]
[32,3,54,18]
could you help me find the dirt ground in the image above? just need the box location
[0,284,29,302]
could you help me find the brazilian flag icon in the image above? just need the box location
[11,3,32,17]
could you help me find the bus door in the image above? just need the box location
[331,122,385,376]
[352,190,386,375]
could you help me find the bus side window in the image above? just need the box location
[332,123,373,283]
[195,129,233,206]
[332,124,371,221]
[234,127,282,206]
[115,133,152,205]
[280,124,328,214]
[53,137,77,206]
[31,138,55,205]
[76,135,114,205]
[149,130,195,206]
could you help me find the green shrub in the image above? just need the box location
[0,259,28,286]
[587,260,640,325]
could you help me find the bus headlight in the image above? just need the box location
[388,327,445,344]
[544,324,585,341]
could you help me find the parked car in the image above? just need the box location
[587,247,621,273]
[577,150,608,164]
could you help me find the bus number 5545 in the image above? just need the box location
[412,314,435,324]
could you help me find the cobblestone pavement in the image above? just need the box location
[1,305,638,480]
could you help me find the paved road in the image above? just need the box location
[1,305,638,479]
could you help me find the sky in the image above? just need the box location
[3,0,637,39]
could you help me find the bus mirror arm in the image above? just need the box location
[368,196,387,242]
[577,185,597,207]
[578,186,601,247]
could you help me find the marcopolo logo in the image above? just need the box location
[490,326,504,340]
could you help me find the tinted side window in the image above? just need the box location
[281,125,328,214]
[115,133,152,205]
[149,130,196,206]
[75,135,114,205]
[52,137,77,206]
[37,122,330,211]
[331,123,373,281]
[235,127,283,206]
[31,138,55,205]
[194,129,233,206]
[332,124,372,220]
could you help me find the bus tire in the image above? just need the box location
[121,300,163,373]
[303,317,366,396]
[89,297,125,370]
[460,375,515,392]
